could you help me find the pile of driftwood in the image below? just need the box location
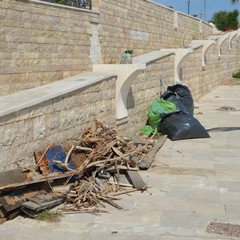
[0,120,167,223]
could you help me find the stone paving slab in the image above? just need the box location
[1,85,240,239]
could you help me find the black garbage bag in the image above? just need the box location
[161,91,188,113]
[161,111,210,141]
[166,84,194,115]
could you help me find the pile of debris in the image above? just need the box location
[0,120,166,224]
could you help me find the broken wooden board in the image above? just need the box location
[0,169,27,187]
[0,187,48,212]
[21,194,64,212]
[34,147,51,174]
[132,135,154,145]
[0,202,7,217]
[138,135,167,170]
[0,172,74,191]
[0,203,20,222]
[125,170,146,190]
[113,172,132,186]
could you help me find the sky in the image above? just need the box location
[154,0,240,22]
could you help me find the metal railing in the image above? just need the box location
[41,0,92,10]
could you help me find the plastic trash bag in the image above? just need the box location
[148,98,177,131]
[160,111,210,141]
[165,84,194,115]
[140,125,154,137]
[161,91,188,113]
[45,145,75,172]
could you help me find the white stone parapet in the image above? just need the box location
[0,72,116,118]
[93,64,146,120]
[161,48,193,84]
[190,40,216,69]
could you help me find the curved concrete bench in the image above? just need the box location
[132,50,175,65]
[229,31,238,50]
[238,29,240,40]
[208,34,230,58]
[0,72,117,118]
[160,48,193,84]
[93,64,146,120]
[190,40,216,69]
[93,50,175,120]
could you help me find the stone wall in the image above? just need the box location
[0,0,213,95]
[126,55,175,133]
[98,0,213,63]
[1,34,240,170]
[1,0,240,171]
[0,0,100,96]
[225,36,240,79]
[180,47,203,99]
[124,36,240,139]
[0,76,116,170]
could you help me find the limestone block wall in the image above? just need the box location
[180,47,203,99]
[203,42,222,91]
[0,0,100,96]
[125,55,175,133]
[220,40,233,83]
[1,35,240,170]
[176,36,240,102]
[0,77,116,170]
[226,36,240,77]
[0,0,213,96]
[98,0,213,63]
[177,13,212,46]
[217,37,240,87]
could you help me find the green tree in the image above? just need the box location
[55,0,67,4]
[227,10,239,29]
[211,10,239,31]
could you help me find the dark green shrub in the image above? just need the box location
[232,71,240,78]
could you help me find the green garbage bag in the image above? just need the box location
[148,98,177,131]
[140,125,154,137]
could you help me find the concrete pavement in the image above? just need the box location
[1,85,240,239]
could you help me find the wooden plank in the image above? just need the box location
[27,193,60,204]
[113,172,130,185]
[0,204,6,219]
[0,172,74,191]
[0,169,27,187]
[0,187,47,212]
[21,197,64,212]
[132,135,154,145]
[21,201,40,211]
[138,135,167,170]
[34,146,51,174]
[125,170,146,190]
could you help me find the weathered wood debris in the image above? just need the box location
[0,120,167,224]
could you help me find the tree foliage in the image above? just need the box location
[211,10,239,31]
[55,0,66,4]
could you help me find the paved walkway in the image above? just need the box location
[1,85,240,239]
